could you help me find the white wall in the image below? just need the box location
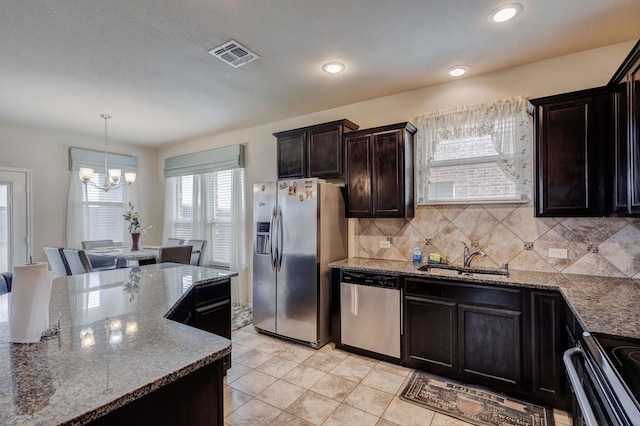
[158,40,637,301]
[0,122,160,262]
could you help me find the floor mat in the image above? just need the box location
[400,371,554,426]
[231,304,252,331]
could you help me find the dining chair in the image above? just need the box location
[184,239,207,266]
[63,249,94,275]
[81,239,118,271]
[43,246,72,278]
[165,238,184,246]
[158,245,193,265]
[0,272,12,294]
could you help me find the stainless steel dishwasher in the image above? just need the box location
[340,270,401,359]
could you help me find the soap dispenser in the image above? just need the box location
[412,247,423,265]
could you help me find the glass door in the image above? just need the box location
[0,168,30,270]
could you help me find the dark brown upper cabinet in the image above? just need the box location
[275,119,359,179]
[345,122,416,218]
[609,40,640,216]
[530,88,614,217]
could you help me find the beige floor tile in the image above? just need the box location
[347,352,380,369]
[255,379,307,410]
[285,391,340,425]
[323,403,380,426]
[236,332,273,348]
[257,337,296,354]
[344,383,395,417]
[381,397,436,426]
[282,364,327,389]
[228,369,278,396]
[303,351,344,372]
[255,355,299,378]
[273,343,317,363]
[553,408,572,425]
[233,348,273,368]
[318,343,350,359]
[224,397,282,425]
[430,412,476,425]
[375,361,412,378]
[331,357,375,382]
[223,386,252,415]
[362,368,406,395]
[270,411,315,426]
[231,342,252,359]
[310,373,359,402]
[226,363,252,384]
[231,329,253,342]
[376,418,401,426]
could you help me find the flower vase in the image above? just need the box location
[130,233,141,251]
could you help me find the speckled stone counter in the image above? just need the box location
[329,258,640,340]
[0,264,237,425]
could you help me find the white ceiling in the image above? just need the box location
[1,0,639,146]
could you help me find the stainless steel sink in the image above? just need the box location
[418,263,510,279]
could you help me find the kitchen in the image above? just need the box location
[1,1,640,425]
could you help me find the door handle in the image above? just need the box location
[276,206,283,271]
[563,347,598,426]
[269,207,277,271]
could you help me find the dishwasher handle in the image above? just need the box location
[563,347,598,426]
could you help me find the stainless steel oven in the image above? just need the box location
[563,332,640,425]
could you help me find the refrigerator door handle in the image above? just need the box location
[269,206,277,271]
[276,206,284,271]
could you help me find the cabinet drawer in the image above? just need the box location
[405,278,522,311]
[193,280,230,307]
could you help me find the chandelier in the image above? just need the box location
[79,114,136,192]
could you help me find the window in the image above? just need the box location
[81,172,125,243]
[416,97,531,204]
[168,169,239,268]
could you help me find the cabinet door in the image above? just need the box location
[345,134,372,216]
[404,295,457,375]
[629,62,640,212]
[535,91,613,216]
[372,130,404,216]
[531,291,565,405]
[309,125,343,178]
[458,304,523,390]
[194,299,232,371]
[277,131,306,178]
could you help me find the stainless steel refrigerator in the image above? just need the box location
[253,178,347,348]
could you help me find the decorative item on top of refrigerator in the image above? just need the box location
[252,178,347,348]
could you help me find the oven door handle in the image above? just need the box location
[563,347,598,426]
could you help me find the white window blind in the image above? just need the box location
[169,170,234,267]
[82,172,125,243]
[415,96,532,204]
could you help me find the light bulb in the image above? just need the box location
[79,168,94,181]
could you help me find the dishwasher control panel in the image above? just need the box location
[340,271,399,289]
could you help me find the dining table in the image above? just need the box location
[86,245,200,266]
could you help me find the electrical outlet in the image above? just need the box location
[548,248,568,259]
[379,240,391,249]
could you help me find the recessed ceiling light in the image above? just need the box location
[447,65,470,77]
[322,62,345,74]
[487,3,523,23]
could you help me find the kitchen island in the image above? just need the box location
[0,264,236,425]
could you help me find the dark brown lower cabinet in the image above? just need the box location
[168,279,232,373]
[531,290,566,407]
[404,277,566,409]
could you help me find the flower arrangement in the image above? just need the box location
[123,202,148,234]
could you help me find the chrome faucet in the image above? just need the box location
[463,242,485,268]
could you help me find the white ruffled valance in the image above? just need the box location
[415,96,532,204]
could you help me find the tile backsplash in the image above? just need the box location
[353,203,640,279]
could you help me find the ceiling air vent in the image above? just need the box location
[208,40,260,68]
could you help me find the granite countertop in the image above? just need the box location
[330,258,640,340]
[0,264,237,425]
